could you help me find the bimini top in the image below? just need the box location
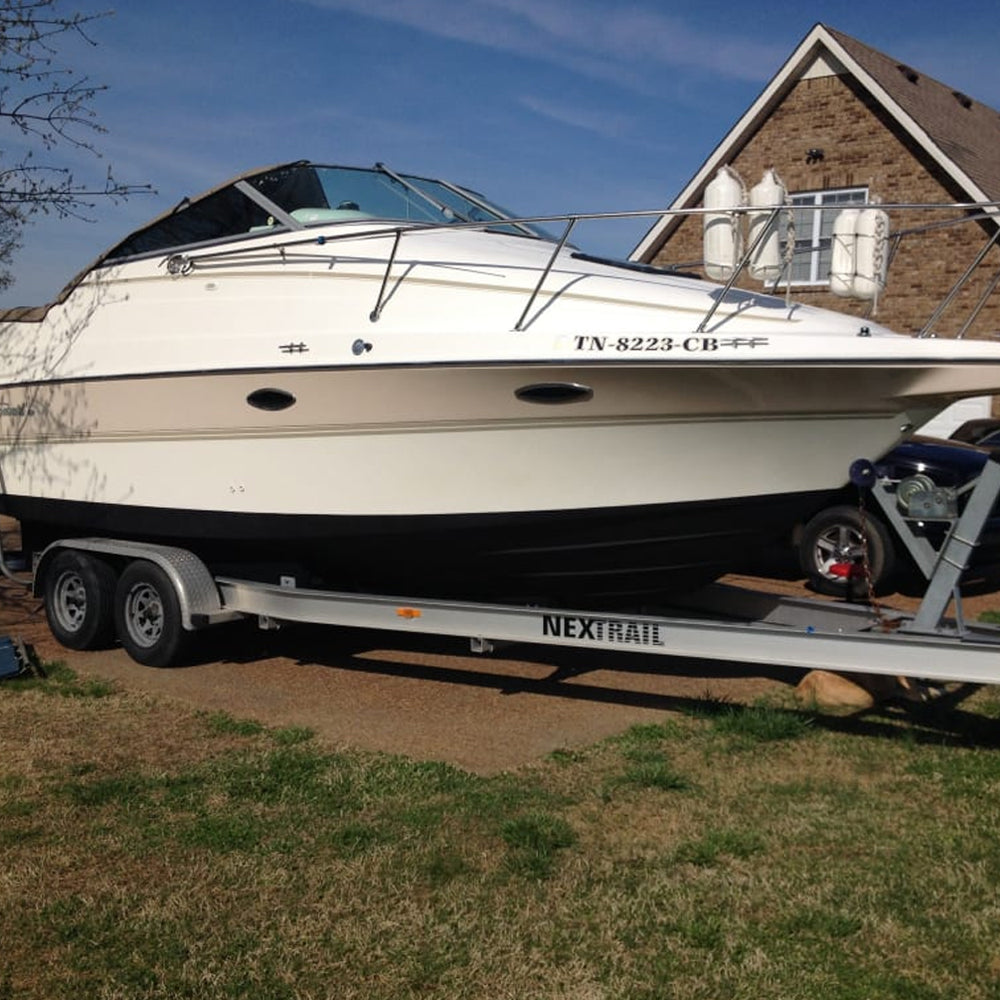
[103,160,551,263]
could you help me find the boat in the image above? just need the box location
[2,159,1000,605]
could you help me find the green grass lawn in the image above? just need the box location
[3,663,1000,999]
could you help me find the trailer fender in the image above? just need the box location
[34,540,229,630]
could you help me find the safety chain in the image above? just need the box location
[855,490,899,631]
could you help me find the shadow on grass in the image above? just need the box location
[175,617,1000,751]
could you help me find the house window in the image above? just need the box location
[784,188,869,285]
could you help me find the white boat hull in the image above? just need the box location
[0,362,944,514]
[0,360,945,601]
[3,159,1000,601]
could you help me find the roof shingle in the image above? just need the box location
[826,25,1000,200]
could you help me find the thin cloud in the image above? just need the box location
[518,95,633,138]
[290,0,786,85]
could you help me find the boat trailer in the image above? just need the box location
[18,460,1000,682]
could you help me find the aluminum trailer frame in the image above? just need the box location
[30,460,1000,679]
[210,575,1000,686]
[32,539,1000,682]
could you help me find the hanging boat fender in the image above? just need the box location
[703,166,746,281]
[830,208,861,299]
[852,207,890,301]
[748,168,787,283]
[830,207,890,301]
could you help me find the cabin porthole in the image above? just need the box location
[247,388,297,412]
[515,382,594,405]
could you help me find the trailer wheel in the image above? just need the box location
[43,550,117,650]
[114,561,187,667]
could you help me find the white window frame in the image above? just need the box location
[784,187,869,286]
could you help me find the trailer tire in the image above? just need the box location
[43,550,117,650]
[114,561,187,667]
[799,505,896,598]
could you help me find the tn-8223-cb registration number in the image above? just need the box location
[571,335,769,353]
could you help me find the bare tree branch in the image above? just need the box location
[0,1,151,292]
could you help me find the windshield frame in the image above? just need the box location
[102,160,552,263]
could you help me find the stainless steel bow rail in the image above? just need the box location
[160,198,1000,339]
[24,455,1000,679]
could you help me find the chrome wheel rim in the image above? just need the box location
[52,570,87,634]
[123,583,164,648]
[813,524,865,581]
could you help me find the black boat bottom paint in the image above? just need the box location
[3,491,837,606]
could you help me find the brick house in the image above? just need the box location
[630,23,1000,344]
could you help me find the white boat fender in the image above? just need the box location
[830,208,861,299]
[853,207,890,302]
[703,166,746,281]
[748,168,787,282]
[831,207,890,304]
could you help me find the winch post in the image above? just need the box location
[853,457,1000,634]
[858,468,941,578]
[905,459,1000,633]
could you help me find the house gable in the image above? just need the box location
[632,24,999,260]
[630,24,1000,338]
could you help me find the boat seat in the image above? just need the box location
[248,207,376,233]
[290,207,374,224]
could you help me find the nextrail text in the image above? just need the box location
[542,615,665,647]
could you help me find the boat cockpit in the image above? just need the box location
[104,161,550,262]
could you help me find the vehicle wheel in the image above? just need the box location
[43,550,117,650]
[114,561,187,667]
[798,505,896,598]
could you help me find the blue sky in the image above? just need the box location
[3,0,1000,307]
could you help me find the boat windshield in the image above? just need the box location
[104,161,550,261]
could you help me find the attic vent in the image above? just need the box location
[952,90,973,109]
[896,63,919,83]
